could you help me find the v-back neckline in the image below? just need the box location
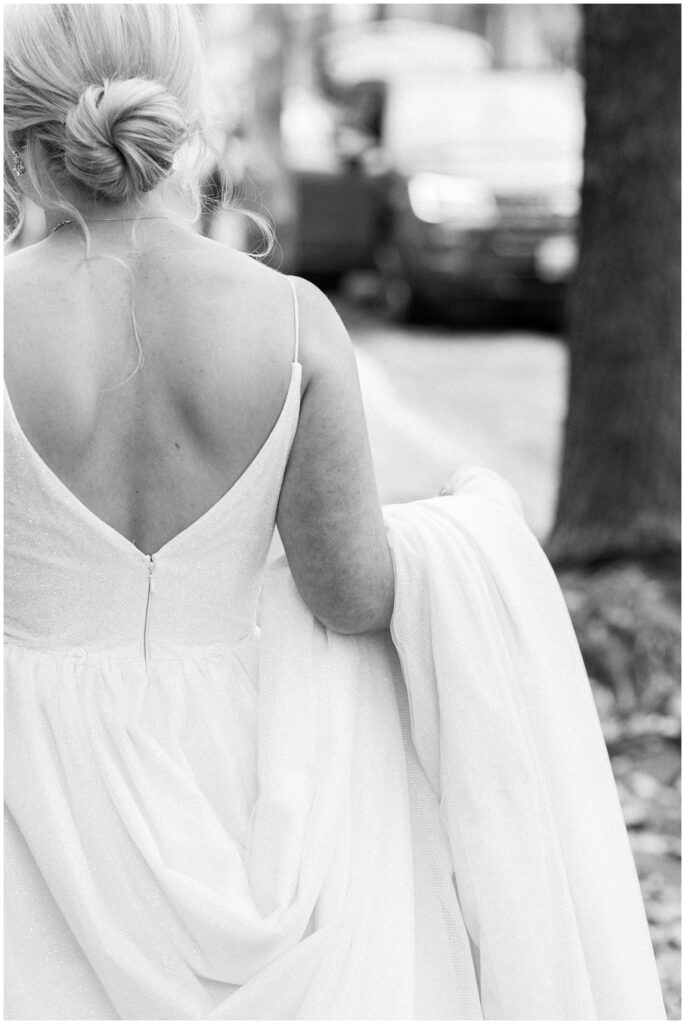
[4,363,302,564]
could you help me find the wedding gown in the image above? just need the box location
[4,280,666,1020]
[4,279,483,1020]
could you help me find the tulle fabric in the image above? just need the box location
[384,468,666,1019]
[5,628,427,1019]
[5,570,482,1019]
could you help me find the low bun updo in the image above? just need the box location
[4,4,210,232]
[64,78,188,202]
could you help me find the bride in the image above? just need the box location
[4,5,666,1020]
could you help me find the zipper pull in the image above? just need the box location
[148,555,155,593]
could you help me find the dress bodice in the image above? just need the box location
[4,354,302,658]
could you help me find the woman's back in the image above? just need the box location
[5,222,394,633]
[5,225,301,556]
[5,226,312,650]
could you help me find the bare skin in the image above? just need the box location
[5,208,395,634]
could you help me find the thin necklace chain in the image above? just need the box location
[51,215,170,234]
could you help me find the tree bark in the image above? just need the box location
[548,4,680,570]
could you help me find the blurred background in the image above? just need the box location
[7,4,680,1015]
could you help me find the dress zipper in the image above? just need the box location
[143,554,155,671]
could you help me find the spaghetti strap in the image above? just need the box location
[287,276,300,364]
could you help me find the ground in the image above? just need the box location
[334,290,681,1018]
[338,294,566,540]
[561,563,681,1020]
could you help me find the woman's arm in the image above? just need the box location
[276,278,395,634]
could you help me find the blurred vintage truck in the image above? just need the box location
[281,20,583,324]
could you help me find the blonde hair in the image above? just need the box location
[4,3,273,254]
[63,78,188,202]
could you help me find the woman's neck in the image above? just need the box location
[44,195,170,234]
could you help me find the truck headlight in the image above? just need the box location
[407,173,498,229]
[549,186,581,218]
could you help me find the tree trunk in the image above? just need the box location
[547,4,680,570]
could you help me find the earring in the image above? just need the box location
[11,139,27,176]
[11,150,26,176]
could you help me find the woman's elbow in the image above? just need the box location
[316,567,395,636]
[318,603,393,636]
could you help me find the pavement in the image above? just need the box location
[336,298,568,541]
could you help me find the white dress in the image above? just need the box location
[4,280,484,1020]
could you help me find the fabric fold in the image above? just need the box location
[384,466,666,1019]
[4,464,665,1019]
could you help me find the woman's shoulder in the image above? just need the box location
[4,242,56,333]
[185,238,342,325]
[281,273,357,389]
[4,237,53,287]
[181,240,355,386]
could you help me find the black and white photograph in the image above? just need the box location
[4,3,680,1019]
